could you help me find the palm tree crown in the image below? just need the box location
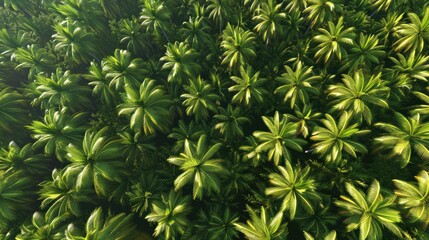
[335,180,403,240]
[221,24,256,72]
[374,112,429,167]
[229,66,267,107]
[65,127,128,197]
[161,41,201,83]
[252,0,286,44]
[393,170,429,228]
[118,78,172,135]
[313,17,356,65]
[394,7,429,53]
[275,61,321,109]
[253,111,306,165]
[181,76,219,122]
[167,134,227,199]
[265,161,321,220]
[53,20,97,65]
[327,70,390,124]
[310,112,368,164]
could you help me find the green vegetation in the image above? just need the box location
[0,0,429,239]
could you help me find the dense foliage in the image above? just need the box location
[0,0,429,239]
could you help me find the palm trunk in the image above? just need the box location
[160,26,170,43]
[89,53,101,62]
[219,16,223,35]
[369,9,378,18]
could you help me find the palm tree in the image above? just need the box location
[145,190,191,240]
[393,170,429,228]
[167,134,227,199]
[286,104,322,138]
[0,142,50,176]
[180,16,212,49]
[340,33,386,73]
[206,0,229,34]
[119,17,150,57]
[118,131,157,165]
[228,65,267,107]
[192,205,239,240]
[221,24,256,72]
[33,67,92,111]
[221,158,257,196]
[0,171,36,228]
[327,70,390,124]
[160,41,201,83]
[310,112,368,164]
[27,108,88,162]
[297,201,338,238]
[393,7,429,53]
[39,167,94,223]
[14,44,55,80]
[85,61,118,108]
[253,111,307,165]
[139,0,171,42]
[128,172,170,217]
[0,29,30,60]
[0,88,28,135]
[284,10,306,43]
[65,127,128,197]
[214,104,250,142]
[181,76,219,122]
[252,0,286,44]
[313,17,356,65]
[275,61,322,109]
[168,120,205,153]
[234,206,288,240]
[335,180,403,240]
[15,9,54,45]
[53,0,107,38]
[118,78,172,135]
[388,51,429,87]
[102,49,144,90]
[347,9,372,34]
[140,58,164,80]
[373,112,429,167]
[65,207,136,239]
[375,12,404,46]
[265,161,321,220]
[304,0,342,29]
[53,20,97,65]
[285,38,310,67]
[17,211,68,240]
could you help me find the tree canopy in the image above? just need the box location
[0,0,429,239]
